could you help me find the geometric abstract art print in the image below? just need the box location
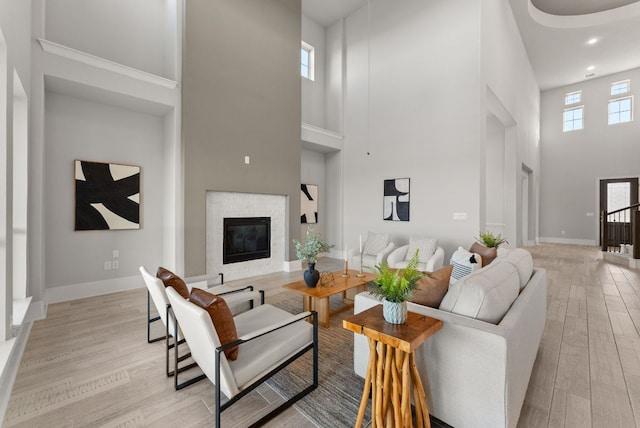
[301,183,318,224]
[383,178,410,221]
[75,160,141,230]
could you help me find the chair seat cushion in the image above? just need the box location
[410,265,453,308]
[230,305,313,390]
[157,267,189,299]
[392,260,427,271]
[189,288,239,360]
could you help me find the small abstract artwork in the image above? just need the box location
[383,178,410,221]
[75,160,141,231]
[301,184,318,224]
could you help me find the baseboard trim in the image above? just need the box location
[284,260,302,272]
[0,322,33,422]
[538,237,597,246]
[25,301,47,322]
[45,275,143,304]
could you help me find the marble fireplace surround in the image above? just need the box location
[206,191,288,281]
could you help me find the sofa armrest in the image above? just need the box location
[387,245,409,267]
[425,247,445,272]
[375,242,396,265]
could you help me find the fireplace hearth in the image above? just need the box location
[223,217,271,264]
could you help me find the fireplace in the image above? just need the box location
[223,217,271,264]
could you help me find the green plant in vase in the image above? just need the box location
[368,250,423,324]
[293,227,332,287]
[475,231,509,248]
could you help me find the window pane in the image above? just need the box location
[301,49,309,66]
[611,81,629,95]
[565,91,581,105]
[608,182,630,212]
[609,98,632,124]
[301,64,308,78]
[563,107,583,131]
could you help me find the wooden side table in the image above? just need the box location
[343,305,442,428]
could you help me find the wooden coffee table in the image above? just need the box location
[282,270,376,327]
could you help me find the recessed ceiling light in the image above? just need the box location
[587,37,599,45]
[587,65,595,71]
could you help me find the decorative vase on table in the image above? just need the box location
[383,299,408,324]
[304,262,320,288]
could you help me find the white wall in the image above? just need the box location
[540,67,640,243]
[342,0,482,257]
[45,0,170,78]
[0,0,31,340]
[27,0,181,304]
[301,14,326,128]
[481,0,540,248]
[325,20,344,134]
[44,92,165,289]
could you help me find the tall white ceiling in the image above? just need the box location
[302,0,640,91]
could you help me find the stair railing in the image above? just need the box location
[601,203,640,257]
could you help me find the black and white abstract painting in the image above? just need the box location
[75,160,141,230]
[383,178,410,221]
[301,184,318,224]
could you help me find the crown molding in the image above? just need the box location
[37,38,178,89]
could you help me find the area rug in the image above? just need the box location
[266,290,451,428]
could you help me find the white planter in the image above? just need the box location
[383,299,408,324]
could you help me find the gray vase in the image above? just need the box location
[383,299,408,324]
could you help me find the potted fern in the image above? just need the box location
[369,250,423,324]
[475,231,509,248]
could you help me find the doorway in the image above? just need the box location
[599,177,638,247]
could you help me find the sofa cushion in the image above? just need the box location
[406,236,437,263]
[501,248,534,290]
[363,232,390,256]
[410,265,453,308]
[450,247,482,284]
[189,288,239,360]
[469,242,497,267]
[156,266,189,299]
[439,260,519,324]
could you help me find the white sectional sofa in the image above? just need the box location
[353,248,546,428]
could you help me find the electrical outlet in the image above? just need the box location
[112,260,119,269]
[113,250,119,258]
[104,261,112,270]
[453,212,467,221]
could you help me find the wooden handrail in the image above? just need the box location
[607,202,640,217]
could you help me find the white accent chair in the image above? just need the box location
[139,266,262,389]
[387,246,445,272]
[166,286,318,427]
[350,232,396,272]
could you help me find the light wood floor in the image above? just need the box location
[4,244,640,427]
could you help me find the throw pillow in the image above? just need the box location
[406,236,438,264]
[450,247,482,284]
[410,265,453,308]
[363,232,390,256]
[189,288,239,360]
[469,242,497,267]
[157,267,189,299]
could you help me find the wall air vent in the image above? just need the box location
[585,72,597,79]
